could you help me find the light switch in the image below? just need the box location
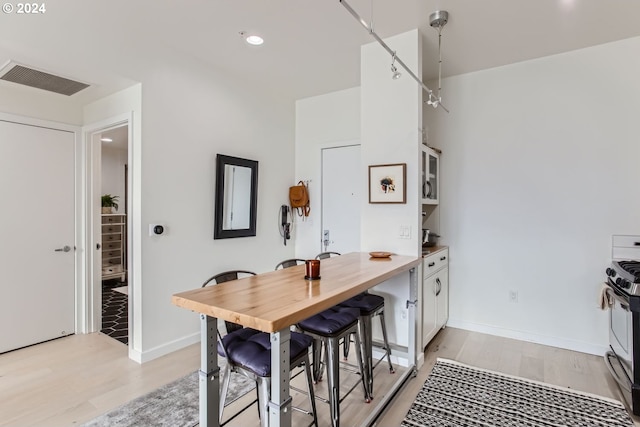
[398,225,411,239]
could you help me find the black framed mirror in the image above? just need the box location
[214,154,258,239]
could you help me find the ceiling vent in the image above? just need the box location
[0,61,90,96]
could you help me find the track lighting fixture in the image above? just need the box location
[391,52,401,80]
[340,0,449,112]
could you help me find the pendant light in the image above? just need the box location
[426,11,448,110]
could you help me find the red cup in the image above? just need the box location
[305,259,320,279]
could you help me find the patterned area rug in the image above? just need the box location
[402,358,634,427]
[82,362,254,427]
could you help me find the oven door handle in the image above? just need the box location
[605,350,633,393]
[606,286,630,311]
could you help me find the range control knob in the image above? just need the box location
[606,268,617,278]
[616,278,631,289]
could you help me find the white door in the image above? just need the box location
[0,120,75,353]
[321,145,361,254]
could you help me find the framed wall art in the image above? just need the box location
[368,163,406,204]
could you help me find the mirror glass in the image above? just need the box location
[214,154,258,239]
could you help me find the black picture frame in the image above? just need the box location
[214,154,258,239]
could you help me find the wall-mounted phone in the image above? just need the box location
[279,205,291,245]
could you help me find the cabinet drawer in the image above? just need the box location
[103,249,121,259]
[102,225,121,233]
[423,248,448,276]
[102,215,121,224]
[102,265,123,275]
[103,241,120,250]
[103,234,120,242]
[103,260,122,268]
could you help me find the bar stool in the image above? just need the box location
[275,257,370,427]
[202,270,256,334]
[218,328,318,427]
[338,293,394,399]
[297,306,369,427]
[316,253,395,399]
[315,251,341,260]
[204,270,318,427]
[275,258,306,270]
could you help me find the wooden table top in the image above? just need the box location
[172,252,421,333]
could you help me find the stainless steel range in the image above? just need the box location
[605,258,640,414]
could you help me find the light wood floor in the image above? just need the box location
[1,328,637,426]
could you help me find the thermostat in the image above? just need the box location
[149,224,165,236]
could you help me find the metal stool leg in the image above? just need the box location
[378,310,395,373]
[325,337,340,427]
[256,377,270,427]
[303,354,319,427]
[219,363,232,421]
[352,326,371,402]
[312,338,324,383]
[343,333,351,360]
[359,313,374,398]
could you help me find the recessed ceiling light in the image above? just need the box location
[240,31,264,46]
[101,137,113,142]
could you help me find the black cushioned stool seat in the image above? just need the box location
[219,328,313,377]
[338,291,394,399]
[218,327,318,427]
[339,293,384,314]
[297,305,369,427]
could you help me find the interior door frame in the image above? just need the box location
[320,142,361,254]
[82,113,133,340]
[0,111,82,333]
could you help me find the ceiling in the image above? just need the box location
[1,0,640,103]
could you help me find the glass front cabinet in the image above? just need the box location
[421,145,439,205]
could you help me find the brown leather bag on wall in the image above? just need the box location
[289,180,310,217]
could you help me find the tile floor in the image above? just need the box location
[101,279,128,345]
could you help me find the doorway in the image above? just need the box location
[99,125,129,344]
[320,144,361,254]
[86,120,131,346]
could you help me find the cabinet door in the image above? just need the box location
[422,273,438,349]
[436,268,449,330]
[421,146,439,205]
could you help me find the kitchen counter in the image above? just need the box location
[422,245,448,257]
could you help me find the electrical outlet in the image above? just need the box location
[509,290,518,303]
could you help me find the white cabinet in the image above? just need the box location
[421,146,439,205]
[102,214,126,281]
[422,247,448,349]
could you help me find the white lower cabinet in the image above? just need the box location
[422,248,449,349]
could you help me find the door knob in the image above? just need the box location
[54,245,71,252]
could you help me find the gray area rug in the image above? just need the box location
[82,361,254,427]
[403,358,634,427]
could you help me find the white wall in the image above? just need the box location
[0,82,83,125]
[85,54,295,361]
[294,87,361,258]
[427,36,640,355]
[360,30,422,349]
[295,31,423,356]
[101,146,127,203]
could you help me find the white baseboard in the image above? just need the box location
[130,332,200,364]
[372,348,411,368]
[447,318,608,356]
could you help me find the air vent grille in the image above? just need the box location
[0,64,89,96]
